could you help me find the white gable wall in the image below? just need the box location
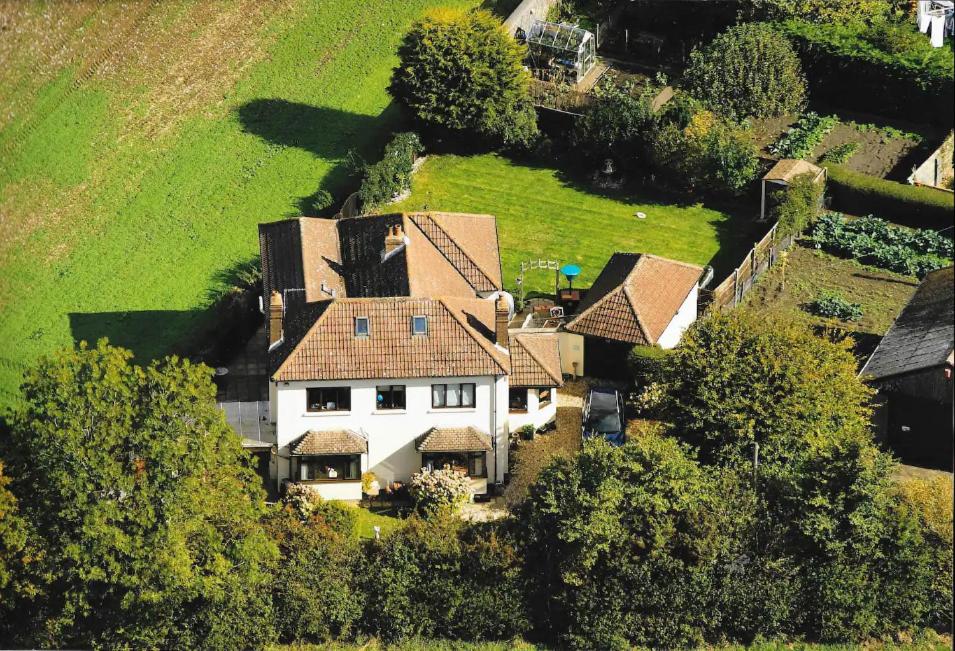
[656,286,699,349]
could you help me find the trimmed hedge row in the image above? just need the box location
[824,164,954,230]
[778,19,954,127]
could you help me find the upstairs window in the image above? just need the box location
[412,315,428,336]
[354,316,370,337]
[376,385,406,410]
[306,387,351,412]
[432,383,475,408]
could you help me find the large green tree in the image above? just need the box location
[1,340,276,649]
[684,22,807,120]
[390,8,538,148]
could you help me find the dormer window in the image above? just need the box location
[412,315,428,336]
[355,316,370,337]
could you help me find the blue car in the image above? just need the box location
[582,387,626,446]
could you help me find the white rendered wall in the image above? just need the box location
[273,375,505,491]
[508,388,559,431]
[657,286,698,350]
[303,481,363,501]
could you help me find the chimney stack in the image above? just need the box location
[495,295,509,348]
[384,224,405,257]
[269,290,284,347]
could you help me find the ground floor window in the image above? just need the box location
[508,387,528,411]
[422,451,486,478]
[296,454,360,481]
[538,387,552,408]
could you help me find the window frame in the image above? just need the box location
[422,451,486,478]
[411,315,429,336]
[375,384,406,410]
[538,387,552,408]
[305,386,352,413]
[508,387,528,412]
[354,316,370,337]
[295,454,361,482]
[431,382,476,409]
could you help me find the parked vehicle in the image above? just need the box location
[582,386,626,445]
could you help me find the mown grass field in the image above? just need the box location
[391,154,762,294]
[0,0,478,407]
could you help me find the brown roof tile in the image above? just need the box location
[510,333,563,387]
[291,429,368,455]
[415,426,492,452]
[409,213,501,293]
[272,297,509,382]
[566,253,702,344]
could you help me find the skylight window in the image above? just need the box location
[355,316,370,337]
[411,315,428,336]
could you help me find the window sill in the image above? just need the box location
[509,408,528,413]
[428,407,477,413]
[302,410,350,417]
[372,409,407,415]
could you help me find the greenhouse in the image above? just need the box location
[524,20,597,84]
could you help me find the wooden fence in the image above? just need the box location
[702,222,795,312]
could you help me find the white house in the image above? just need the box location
[258,212,562,500]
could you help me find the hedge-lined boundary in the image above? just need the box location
[778,19,954,128]
[824,164,955,230]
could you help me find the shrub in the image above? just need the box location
[824,164,955,229]
[820,141,859,164]
[265,507,362,643]
[739,0,892,24]
[778,19,954,127]
[390,9,538,148]
[770,112,839,159]
[684,23,807,120]
[359,131,423,210]
[310,189,334,214]
[807,290,864,321]
[807,212,953,278]
[574,78,657,169]
[517,425,536,441]
[627,344,669,387]
[774,170,825,238]
[409,467,472,518]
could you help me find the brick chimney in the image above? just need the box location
[268,290,284,347]
[495,295,509,348]
[384,224,405,257]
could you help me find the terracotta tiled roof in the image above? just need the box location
[415,426,492,452]
[566,253,703,345]
[510,333,563,387]
[764,159,824,183]
[291,429,368,455]
[409,213,501,293]
[271,297,509,382]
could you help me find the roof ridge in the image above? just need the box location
[620,282,652,343]
[639,253,705,271]
[438,297,509,375]
[409,213,498,292]
[513,334,562,385]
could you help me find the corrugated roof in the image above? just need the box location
[291,429,368,455]
[861,266,954,380]
[510,333,563,387]
[415,426,492,452]
[565,253,703,344]
[271,297,509,382]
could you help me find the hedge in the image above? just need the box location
[778,19,954,127]
[824,164,955,230]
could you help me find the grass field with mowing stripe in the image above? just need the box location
[0,0,477,408]
[391,153,762,294]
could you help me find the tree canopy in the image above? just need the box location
[390,9,538,148]
[1,340,276,649]
[684,22,807,120]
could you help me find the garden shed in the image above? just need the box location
[524,20,597,84]
[760,159,826,221]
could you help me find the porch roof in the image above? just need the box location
[415,426,492,453]
[291,429,368,455]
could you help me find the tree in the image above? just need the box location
[390,9,538,148]
[0,462,25,596]
[774,170,825,237]
[2,340,277,649]
[684,23,807,120]
[573,79,656,169]
[517,437,727,649]
[739,0,892,25]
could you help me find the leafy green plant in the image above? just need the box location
[774,170,825,237]
[770,112,839,159]
[850,120,923,143]
[359,131,423,210]
[409,467,472,518]
[820,141,859,164]
[807,212,953,277]
[807,290,863,321]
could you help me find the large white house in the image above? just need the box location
[258,212,562,500]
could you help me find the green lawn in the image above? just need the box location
[0,0,477,408]
[350,505,402,540]
[391,153,762,294]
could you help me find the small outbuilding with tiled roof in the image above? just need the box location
[507,332,563,432]
[861,266,953,469]
[760,159,826,221]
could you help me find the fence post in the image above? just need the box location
[733,268,739,307]
[751,245,757,277]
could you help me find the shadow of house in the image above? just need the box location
[68,310,204,362]
[237,98,400,215]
